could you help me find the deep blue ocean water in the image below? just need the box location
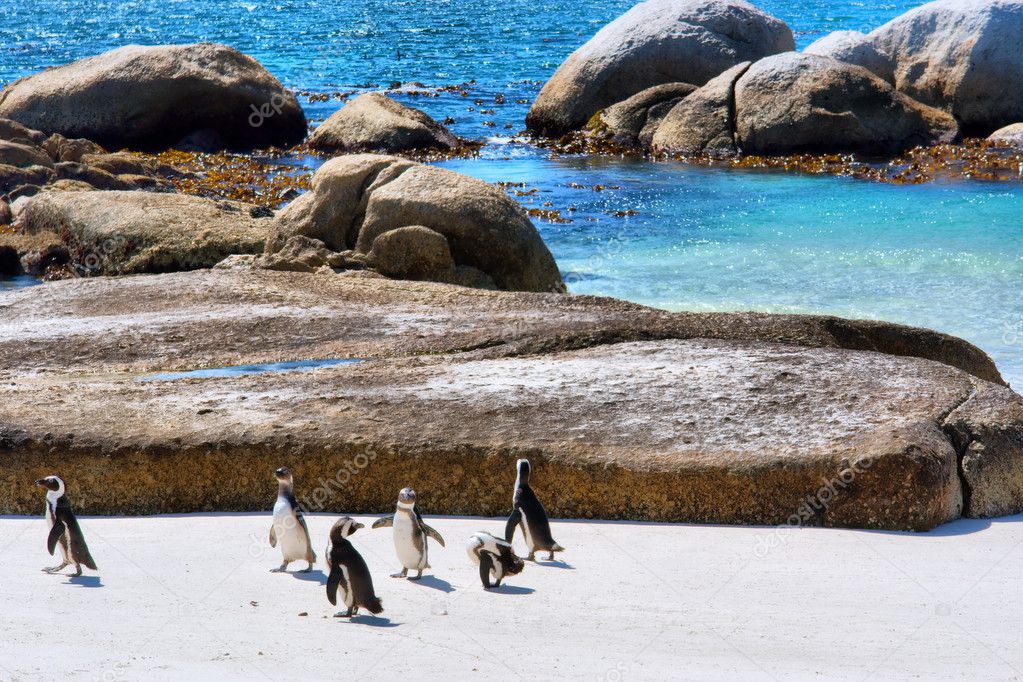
[2,0,1021,387]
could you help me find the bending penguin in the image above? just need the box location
[371,487,445,580]
[269,467,316,573]
[326,517,384,618]
[505,458,565,561]
[466,531,524,589]
[35,475,98,576]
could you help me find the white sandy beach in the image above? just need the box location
[0,512,1021,681]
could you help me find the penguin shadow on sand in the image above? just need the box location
[485,583,535,596]
[532,557,575,570]
[339,613,400,628]
[409,574,455,593]
[65,574,103,588]
[289,568,328,586]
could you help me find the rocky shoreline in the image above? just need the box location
[1,0,1022,529]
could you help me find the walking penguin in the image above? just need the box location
[269,467,316,573]
[466,531,524,589]
[505,459,565,561]
[35,475,98,576]
[326,517,384,618]
[371,487,445,580]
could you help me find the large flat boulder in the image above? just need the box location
[733,53,959,154]
[0,269,1019,530]
[525,0,794,136]
[0,43,307,151]
[266,154,565,293]
[307,93,462,153]
[12,190,270,276]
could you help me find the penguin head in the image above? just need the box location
[398,487,416,506]
[516,459,531,482]
[34,476,64,494]
[274,467,293,484]
[330,516,365,541]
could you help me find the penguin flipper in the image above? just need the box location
[422,523,445,548]
[326,566,347,606]
[371,515,394,530]
[504,508,522,543]
[46,519,66,556]
[269,525,277,547]
[413,509,444,547]
[478,552,495,588]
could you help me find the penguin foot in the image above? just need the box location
[408,570,423,581]
[71,565,83,577]
[527,552,536,562]
[390,568,408,579]
[269,563,289,573]
[548,551,556,561]
[42,564,68,574]
[334,608,353,618]
[299,564,314,573]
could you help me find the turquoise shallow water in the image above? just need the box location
[1,0,1021,386]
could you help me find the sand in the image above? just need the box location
[0,512,1020,681]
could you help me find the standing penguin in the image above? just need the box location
[269,467,316,573]
[505,459,565,561]
[371,487,445,580]
[325,517,384,618]
[35,476,97,576]
[466,531,524,589]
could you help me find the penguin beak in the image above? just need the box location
[353,522,364,531]
[34,479,45,487]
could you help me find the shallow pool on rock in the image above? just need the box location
[138,358,361,382]
[0,276,42,291]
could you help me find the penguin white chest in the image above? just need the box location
[519,507,535,550]
[44,499,68,562]
[393,512,426,569]
[338,564,354,608]
[272,498,308,560]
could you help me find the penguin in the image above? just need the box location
[466,531,524,589]
[35,475,98,576]
[325,516,384,618]
[269,467,316,573]
[371,487,445,580]
[504,458,565,561]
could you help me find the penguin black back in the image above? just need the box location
[505,459,564,560]
[326,518,383,615]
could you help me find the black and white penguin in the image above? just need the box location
[269,467,316,573]
[325,517,384,618]
[371,487,445,580]
[35,475,97,576]
[466,531,524,589]
[505,458,565,561]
